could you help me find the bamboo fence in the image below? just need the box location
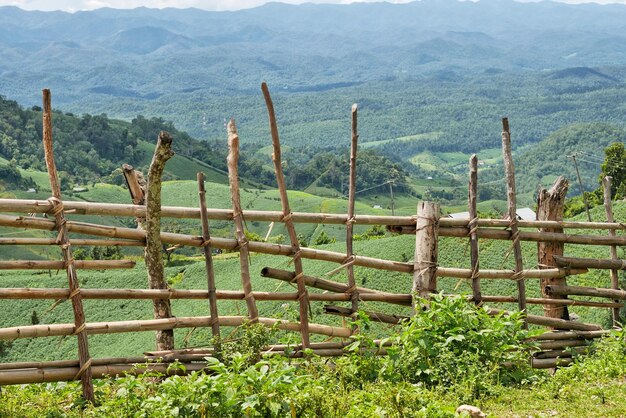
[0,87,623,398]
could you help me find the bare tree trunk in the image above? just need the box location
[538,176,569,321]
[412,201,439,306]
[145,131,175,351]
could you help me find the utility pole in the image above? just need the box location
[388,180,395,216]
[568,154,592,222]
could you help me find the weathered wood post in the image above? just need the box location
[412,201,440,307]
[41,89,94,402]
[538,176,569,321]
[145,131,175,351]
[501,118,527,327]
[468,154,481,305]
[198,172,220,342]
[227,119,259,322]
[261,83,310,347]
[345,103,360,316]
[602,176,621,325]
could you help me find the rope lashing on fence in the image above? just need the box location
[280,212,293,223]
[345,216,356,226]
[467,217,479,237]
[414,260,438,279]
[72,358,93,381]
[72,323,87,336]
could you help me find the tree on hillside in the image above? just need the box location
[599,142,626,199]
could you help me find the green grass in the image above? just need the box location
[361,131,443,148]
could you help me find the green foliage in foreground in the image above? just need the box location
[1,297,626,417]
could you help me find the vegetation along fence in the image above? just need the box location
[0,87,623,402]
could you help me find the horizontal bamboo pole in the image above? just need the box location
[0,363,207,385]
[0,215,411,273]
[437,267,586,280]
[480,295,622,309]
[0,354,215,371]
[531,330,609,341]
[261,267,412,305]
[533,346,589,359]
[0,315,351,340]
[324,305,408,324]
[394,225,626,247]
[536,339,592,350]
[0,287,381,303]
[531,357,573,369]
[546,284,626,301]
[0,260,135,270]
[0,238,144,246]
[489,309,603,331]
[3,199,625,230]
[553,255,626,271]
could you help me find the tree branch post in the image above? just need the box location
[261,83,310,347]
[145,131,175,351]
[468,154,481,304]
[502,117,527,328]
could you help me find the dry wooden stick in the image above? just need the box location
[145,131,175,351]
[198,172,220,341]
[261,82,310,347]
[41,89,94,402]
[603,176,621,325]
[345,103,360,316]
[537,176,570,321]
[227,119,259,322]
[501,117,527,327]
[468,154,481,304]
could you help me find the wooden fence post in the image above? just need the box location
[468,154,481,304]
[227,119,259,322]
[198,172,220,342]
[602,176,622,325]
[41,89,94,402]
[538,176,569,321]
[145,131,175,351]
[261,83,310,347]
[501,118,527,327]
[412,201,439,306]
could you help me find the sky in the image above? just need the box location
[1,0,626,12]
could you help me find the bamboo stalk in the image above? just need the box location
[480,295,622,308]
[41,89,94,402]
[533,346,589,359]
[198,172,220,341]
[536,339,591,350]
[227,119,259,322]
[603,176,621,325]
[0,260,135,270]
[468,154,481,304]
[531,357,573,369]
[324,305,408,324]
[537,176,570,322]
[261,266,412,305]
[489,309,602,331]
[531,330,609,341]
[394,225,626,247]
[4,198,626,231]
[0,363,207,385]
[553,255,626,270]
[0,315,350,341]
[413,201,439,303]
[0,355,212,371]
[545,284,626,300]
[0,238,143,246]
[345,103,359,316]
[436,267,586,279]
[262,82,310,347]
